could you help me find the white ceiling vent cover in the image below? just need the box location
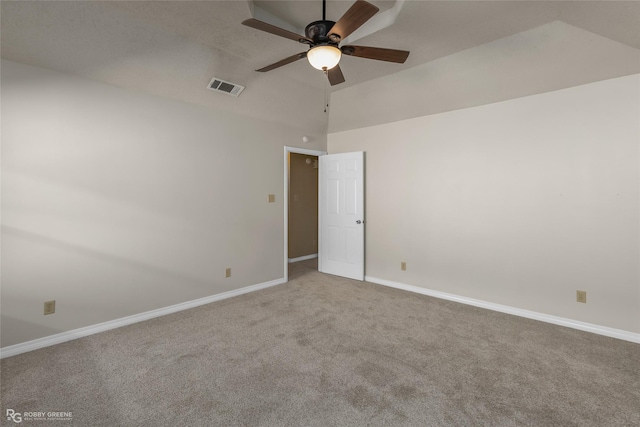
[207,77,245,97]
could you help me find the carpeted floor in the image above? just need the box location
[2,259,639,426]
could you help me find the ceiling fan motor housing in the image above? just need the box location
[305,20,338,45]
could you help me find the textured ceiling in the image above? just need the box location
[2,1,639,135]
[329,20,640,132]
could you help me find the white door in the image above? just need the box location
[319,152,364,280]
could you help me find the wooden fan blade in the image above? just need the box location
[327,64,345,86]
[328,0,379,41]
[341,45,410,63]
[256,52,307,72]
[242,18,312,44]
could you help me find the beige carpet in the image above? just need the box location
[2,259,639,426]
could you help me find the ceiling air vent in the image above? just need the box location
[207,77,245,97]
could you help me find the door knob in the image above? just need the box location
[356,220,362,224]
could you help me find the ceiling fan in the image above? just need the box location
[242,0,410,86]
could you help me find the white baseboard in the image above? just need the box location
[4,274,637,359]
[288,254,318,263]
[0,277,286,359]
[365,276,640,344]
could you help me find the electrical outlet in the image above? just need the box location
[225,268,231,278]
[576,290,587,303]
[44,300,56,315]
[401,262,407,271]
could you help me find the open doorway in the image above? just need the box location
[288,153,318,262]
[284,146,326,282]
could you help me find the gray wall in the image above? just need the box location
[3,51,639,348]
[329,74,640,334]
[1,60,326,347]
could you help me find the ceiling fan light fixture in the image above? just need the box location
[307,45,341,71]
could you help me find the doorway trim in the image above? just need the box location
[284,146,327,282]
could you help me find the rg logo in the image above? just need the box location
[6,409,22,423]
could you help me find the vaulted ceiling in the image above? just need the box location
[2,1,639,134]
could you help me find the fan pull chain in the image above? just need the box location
[323,71,329,113]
